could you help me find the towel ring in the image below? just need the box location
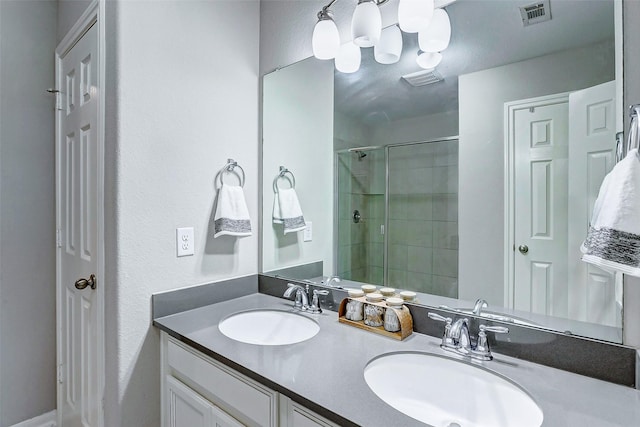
[273,166,296,192]
[218,158,245,188]
[627,104,640,154]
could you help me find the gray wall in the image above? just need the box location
[57,0,92,43]
[0,1,57,425]
[103,1,261,425]
[458,40,615,305]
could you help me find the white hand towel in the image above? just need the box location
[273,188,306,234]
[581,149,640,276]
[214,184,252,238]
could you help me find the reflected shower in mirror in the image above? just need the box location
[261,0,623,343]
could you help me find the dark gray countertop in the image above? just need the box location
[154,293,640,427]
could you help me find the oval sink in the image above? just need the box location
[218,309,319,345]
[364,352,543,427]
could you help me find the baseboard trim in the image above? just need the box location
[11,410,56,427]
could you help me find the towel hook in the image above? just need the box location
[626,104,640,155]
[273,166,296,192]
[218,158,245,187]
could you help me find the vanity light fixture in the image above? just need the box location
[312,7,341,59]
[374,25,403,64]
[351,0,382,47]
[398,0,435,33]
[335,41,362,73]
[416,51,442,69]
[418,8,451,52]
[311,0,453,72]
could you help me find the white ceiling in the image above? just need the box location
[334,0,615,124]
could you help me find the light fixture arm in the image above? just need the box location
[317,0,389,20]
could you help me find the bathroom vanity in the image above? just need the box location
[154,292,640,427]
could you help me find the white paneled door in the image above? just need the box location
[56,18,102,427]
[567,81,618,326]
[513,99,569,317]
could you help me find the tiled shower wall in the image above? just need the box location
[337,141,459,297]
[387,141,459,298]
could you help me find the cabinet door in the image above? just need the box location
[166,376,215,427]
[281,396,340,427]
[213,405,245,427]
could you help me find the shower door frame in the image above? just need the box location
[333,135,460,285]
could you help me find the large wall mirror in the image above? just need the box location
[262,0,624,343]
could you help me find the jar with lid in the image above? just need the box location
[384,297,404,332]
[345,289,365,321]
[364,293,385,327]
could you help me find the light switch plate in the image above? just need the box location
[303,221,312,242]
[176,227,195,257]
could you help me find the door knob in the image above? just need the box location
[75,274,96,290]
[518,245,529,255]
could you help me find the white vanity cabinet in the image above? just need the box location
[161,332,340,427]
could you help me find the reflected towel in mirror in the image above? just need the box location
[581,149,640,276]
[213,184,252,238]
[273,188,306,234]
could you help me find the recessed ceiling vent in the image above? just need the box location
[520,0,551,26]
[402,69,444,87]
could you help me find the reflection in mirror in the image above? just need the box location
[262,0,623,343]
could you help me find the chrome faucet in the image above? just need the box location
[283,283,309,310]
[428,312,509,361]
[325,276,341,288]
[472,298,489,316]
[283,283,329,313]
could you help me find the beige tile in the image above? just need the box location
[432,275,459,298]
[406,220,433,247]
[368,267,384,285]
[389,169,409,194]
[433,249,458,277]
[432,165,458,194]
[432,193,458,221]
[408,246,433,274]
[368,242,384,267]
[389,194,408,219]
[338,220,352,245]
[388,269,407,288]
[388,244,408,270]
[433,221,458,249]
[408,167,433,194]
[388,220,408,244]
[369,221,385,243]
[350,244,367,270]
[406,194,433,220]
[407,272,432,294]
[433,141,458,167]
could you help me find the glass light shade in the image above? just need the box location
[312,18,340,60]
[416,51,442,69]
[418,8,451,52]
[335,42,361,73]
[374,25,403,64]
[398,0,435,33]
[351,0,382,48]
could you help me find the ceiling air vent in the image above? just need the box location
[402,69,444,87]
[520,1,551,26]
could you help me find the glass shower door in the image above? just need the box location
[336,148,385,284]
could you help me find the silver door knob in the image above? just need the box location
[75,274,96,290]
[518,245,529,254]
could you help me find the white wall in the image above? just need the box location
[262,58,334,274]
[458,40,615,305]
[104,1,260,425]
[57,0,92,42]
[0,1,57,426]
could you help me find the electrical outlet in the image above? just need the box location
[303,221,312,242]
[176,227,195,257]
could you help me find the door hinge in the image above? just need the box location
[56,229,63,248]
[47,88,63,111]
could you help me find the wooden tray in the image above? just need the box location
[338,296,413,341]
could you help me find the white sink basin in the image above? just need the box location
[364,352,543,427]
[218,309,319,345]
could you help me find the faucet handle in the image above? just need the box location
[474,324,509,361]
[428,312,452,324]
[309,289,330,314]
[428,312,456,349]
